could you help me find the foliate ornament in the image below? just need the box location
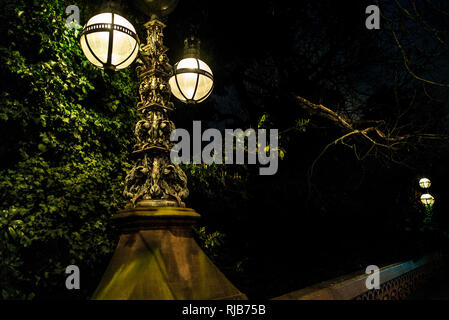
[124,19,188,207]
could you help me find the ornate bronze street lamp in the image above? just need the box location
[79,0,246,300]
[79,1,202,208]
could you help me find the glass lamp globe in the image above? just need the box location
[169,58,214,103]
[419,178,431,189]
[169,38,213,103]
[80,13,139,71]
[420,193,435,206]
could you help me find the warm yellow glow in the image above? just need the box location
[420,193,435,206]
[169,58,213,103]
[81,31,110,64]
[171,72,198,100]
[418,178,431,189]
[80,13,138,70]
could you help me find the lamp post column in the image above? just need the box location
[123,18,189,208]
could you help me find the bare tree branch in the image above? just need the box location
[294,95,449,187]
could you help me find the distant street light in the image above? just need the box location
[420,193,435,207]
[419,178,431,189]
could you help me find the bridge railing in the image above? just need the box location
[273,252,445,300]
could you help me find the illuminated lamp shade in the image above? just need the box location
[420,193,435,206]
[80,13,139,71]
[169,38,214,104]
[169,58,214,103]
[419,178,431,189]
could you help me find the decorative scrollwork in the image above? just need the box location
[124,19,188,208]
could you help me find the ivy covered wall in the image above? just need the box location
[0,0,139,299]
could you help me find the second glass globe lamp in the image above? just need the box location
[169,37,214,103]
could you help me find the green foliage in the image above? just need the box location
[0,0,139,299]
[295,119,310,133]
[193,226,225,260]
[182,163,249,200]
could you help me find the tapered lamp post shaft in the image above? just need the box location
[123,19,189,208]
